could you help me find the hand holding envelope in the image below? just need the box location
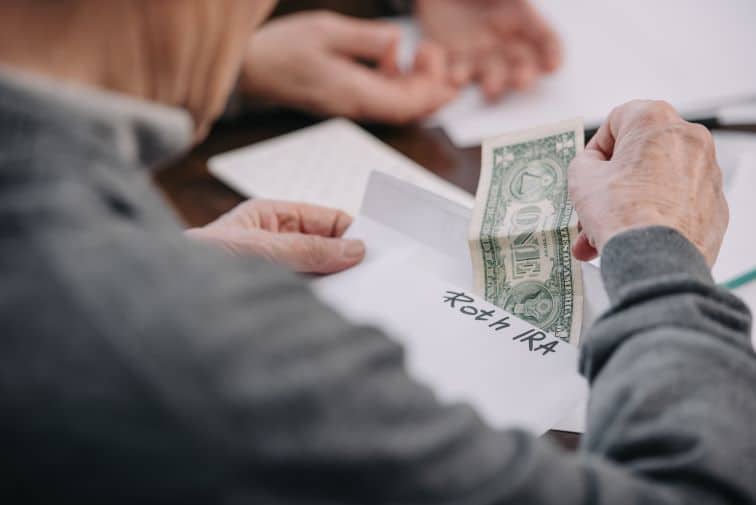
[313,172,609,434]
[208,120,610,434]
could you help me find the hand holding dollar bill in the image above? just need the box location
[469,119,584,343]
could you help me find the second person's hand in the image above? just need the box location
[239,11,458,124]
[416,0,562,101]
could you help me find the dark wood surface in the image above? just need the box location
[154,109,602,452]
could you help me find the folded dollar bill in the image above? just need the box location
[469,119,585,343]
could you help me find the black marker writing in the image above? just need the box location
[442,290,559,357]
[513,329,559,356]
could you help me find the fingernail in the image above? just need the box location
[343,240,366,259]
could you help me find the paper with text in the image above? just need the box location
[209,119,473,215]
[312,172,611,433]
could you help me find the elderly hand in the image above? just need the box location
[568,100,728,266]
[416,0,561,101]
[186,200,366,274]
[239,11,457,124]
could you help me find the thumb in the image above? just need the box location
[269,233,366,274]
[568,150,606,197]
[327,16,401,61]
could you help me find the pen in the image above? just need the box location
[723,267,756,291]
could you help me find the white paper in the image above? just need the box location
[396,1,756,147]
[712,132,756,286]
[208,118,473,215]
[712,132,756,348]
[313,172,611,433]
[718,101,756,126]
[314,215,588,435]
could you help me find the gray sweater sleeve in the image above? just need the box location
[577,227,756,504]
[2,97,755,503]
[8,199,756,505]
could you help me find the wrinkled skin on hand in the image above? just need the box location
[186,200,366,274]
[568,100,728,267]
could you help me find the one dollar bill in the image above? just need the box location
[469,119,584,343]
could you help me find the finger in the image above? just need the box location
[257,200,354,237]
[412,40,448,82]
[589,100,681,159]
[480,53,510,101]
[375,74,458,123]
[567,156,604,261]
[585,121,615,160]
[577,142,610,165]
[523,22,562,72]
[296,204,353,237]
[502,40,540,90]
[325,14,401,61]
[338,60,458,123]
[269,233,366,274]
[449,56,474,86]
[379,37,401,77]
[495,0,562,72]
[567,154,606,206]
[230,200,353,237]
[572,232,599,262]
[535,26,562,73]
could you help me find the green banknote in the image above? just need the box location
[468,119,584,343]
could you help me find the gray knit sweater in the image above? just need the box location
[1,69,755,504]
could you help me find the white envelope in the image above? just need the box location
[313,172,609,434]
[711,132,756,287]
